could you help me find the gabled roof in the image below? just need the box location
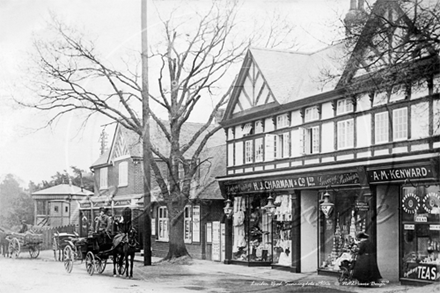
[338,0,439,87]
[91,120,225,168]
[32,184,92,196]
[251,44,345,104]
[223,43,346,121]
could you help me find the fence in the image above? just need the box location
[32,224,77,250]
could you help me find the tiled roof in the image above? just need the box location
[92,120,226,167]
[192,144,226,200]
[250,43,345,104]
[32,184,93,196]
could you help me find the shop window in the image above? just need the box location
[255,138,263,162]
[375,112,389,144]
[319,190,372,272]
[337,119,354,150]
[231,195,273,263]
[158,206,169,241]
[273,194,294,266]
[184,206,192,244]
[244,140,253,164]
[336,98,354,115]
[401,185,440,282]
[393,108,408,141]
[100,167,108,190]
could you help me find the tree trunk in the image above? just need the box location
[164,201,190,260]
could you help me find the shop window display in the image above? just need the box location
[318,190,371,272]
[232,195,273,263]
[401,185,440,282]
[272,194,293,266]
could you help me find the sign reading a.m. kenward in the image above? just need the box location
[225,172,360,194]
[368,166,436,182]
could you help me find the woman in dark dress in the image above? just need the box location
[352,232,382,286]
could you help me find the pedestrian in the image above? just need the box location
[352,232,383,286]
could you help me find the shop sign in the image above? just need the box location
[403,263,439,281]
[80,202,91,208]
[430,225,440,231]
[415,214,428,222]
[225,172,360,194]
[368,166,434,182]
[404,224,415,230]
[355,201,369,211]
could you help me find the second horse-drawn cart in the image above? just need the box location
[6,231,43,258]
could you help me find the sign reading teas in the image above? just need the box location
[368,166,435,182]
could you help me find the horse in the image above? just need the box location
[112,227,137,278]
[0,227,10,257]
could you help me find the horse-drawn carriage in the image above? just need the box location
[63,228,138,278]
[6,231,43,258]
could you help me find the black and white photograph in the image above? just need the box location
[1,0,440,292]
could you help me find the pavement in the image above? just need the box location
[38,249,440,293]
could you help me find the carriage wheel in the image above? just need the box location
[95,256,107,274]
[63,246,74,273]
[116,254,126,275]
[338,267,350,283]
[29,245,40,258]
[85,251,95,276]
[9,238,20,258]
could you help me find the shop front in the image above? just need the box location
[367,159,440,285]
[219,168,366,273]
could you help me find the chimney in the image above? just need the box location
[350,0,357,10]
[358,0,364,11]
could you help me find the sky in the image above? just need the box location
[0,0,354,187]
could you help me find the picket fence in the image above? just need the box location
[32,224,77,250]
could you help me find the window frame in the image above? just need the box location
[184,205,192,244]
[158,206,169,242]
[244,140,254,164]
[375,112,389,144]
[392,107,408,141]
[118,161,128,187]
[337,119,354,150]
[99,167,108,190]
[255,138,264,162]
[305,106,319,122]
[336,98,354,115]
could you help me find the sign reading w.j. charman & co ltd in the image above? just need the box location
[225,172,360,194]
[367,166,435,182]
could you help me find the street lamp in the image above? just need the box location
[320,191,334,219]
[263,194,276,217]
[223,198,233,218]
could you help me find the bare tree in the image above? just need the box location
[19,1,296,260]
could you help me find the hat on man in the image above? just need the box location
[356,232,369,239]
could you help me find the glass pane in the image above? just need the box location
[319,190,370,272]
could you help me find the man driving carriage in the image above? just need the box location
[93,207,113,250]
